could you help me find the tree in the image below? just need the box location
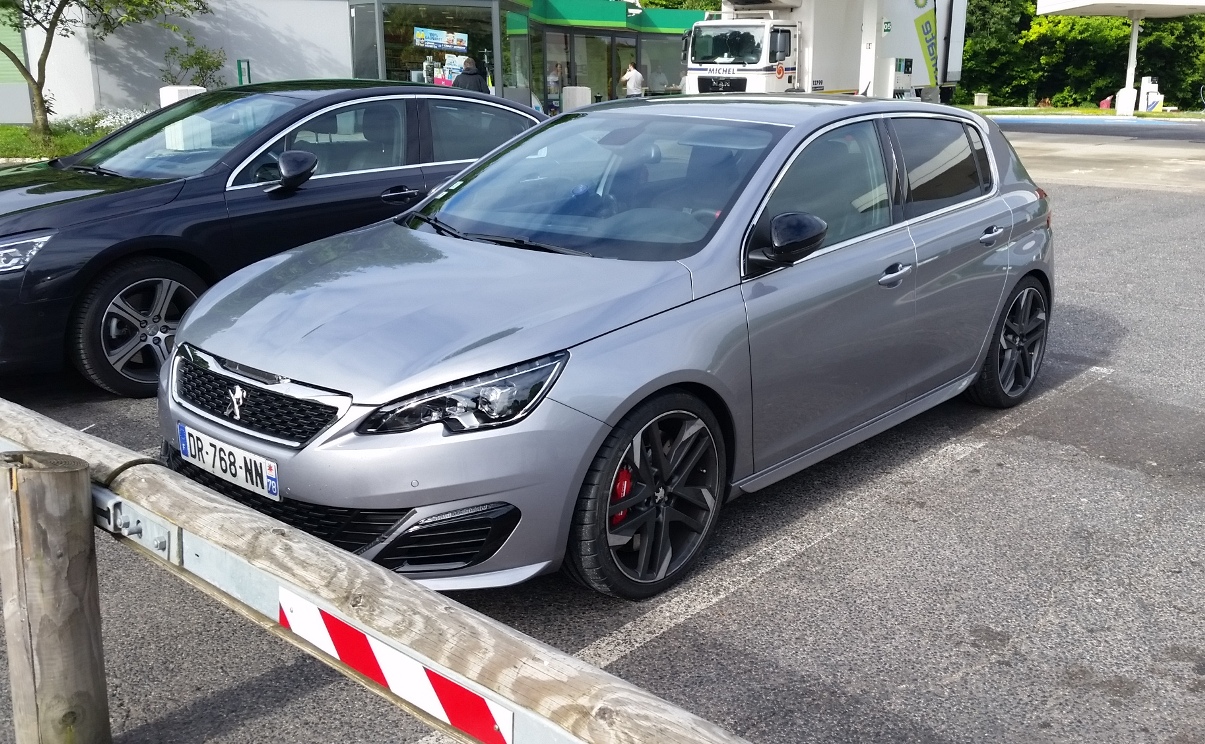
[959,0,1205,108]
[161,29,225,88]
[0,0,210,138]
[641,0,721,12]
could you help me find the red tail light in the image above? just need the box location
[1037,187,1051,228]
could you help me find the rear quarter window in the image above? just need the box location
[892,117,982,219]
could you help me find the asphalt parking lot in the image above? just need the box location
[1,120,1203,744]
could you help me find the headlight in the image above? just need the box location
[0,232,53,273]
[359,352,568,435]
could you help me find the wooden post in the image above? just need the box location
[0,452,111,744]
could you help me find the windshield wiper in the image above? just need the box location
[407,212,470,240]
[70,164,123,177]
[466,233,592,257]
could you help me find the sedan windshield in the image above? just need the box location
[691,26,765,65]
[414,112,786,261]
[72,91,302,180]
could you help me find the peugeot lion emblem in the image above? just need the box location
[225,385,248,421]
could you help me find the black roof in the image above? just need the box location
[217,79,545,119]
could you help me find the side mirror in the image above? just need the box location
[770,30,791,63]
[755,212,827,267]
[263,150,318,194]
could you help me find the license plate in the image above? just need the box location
[177,423,280,501]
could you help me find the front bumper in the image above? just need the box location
[158,361,610,590]
[0,291,70,375]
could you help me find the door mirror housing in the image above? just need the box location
[263,150,318,194]
[751,212,827,268]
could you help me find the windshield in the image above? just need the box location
[690,25,765,65]
[73,91,302,179]
[414,112,786,261]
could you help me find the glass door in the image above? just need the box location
[614,35,637,98]
[574,34,613,103]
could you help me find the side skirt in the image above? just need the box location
[729,371,977,498]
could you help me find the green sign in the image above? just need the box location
[882,20,891,34]
[237,59,252,85]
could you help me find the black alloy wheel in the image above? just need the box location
[70,257,206,398]
[965,276,1049,408]
[566,392,727,599]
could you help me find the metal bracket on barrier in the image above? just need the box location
[93,486,180,565]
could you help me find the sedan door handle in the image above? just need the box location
[878,262,913,287]
[979,226,1006,246]
[381,186,424,204]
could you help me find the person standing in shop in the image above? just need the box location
[453,57,491,93]
[620,62,644,98]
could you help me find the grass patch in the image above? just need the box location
[0,124,108,160]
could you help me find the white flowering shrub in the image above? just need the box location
[51,107,155,137]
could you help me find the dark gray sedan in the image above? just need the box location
[159,96,1052,599]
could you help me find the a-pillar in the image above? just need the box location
[1116,10,1142,116]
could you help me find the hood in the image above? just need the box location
[178,221,694,404]
[0,162,182,232]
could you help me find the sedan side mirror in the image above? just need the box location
[263,150,318,194]
[759,212,827,265]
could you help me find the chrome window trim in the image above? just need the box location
[741,111,1002,280]
[171,344,352,448]
[225,94,418,191]
[227,163,426,192]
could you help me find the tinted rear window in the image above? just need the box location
[892,118,982,219]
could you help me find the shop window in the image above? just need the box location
[544,31,570,114]
[382,2,493,89]
[640,36,686,94]
[350,2,380,78]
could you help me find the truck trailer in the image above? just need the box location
[681,0,967,99]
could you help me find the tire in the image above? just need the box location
[565,391,727,599]
[964,276,1049,409]
[68,257,206,398]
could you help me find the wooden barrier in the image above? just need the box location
[0,451,112,744]
[0,398,749,744]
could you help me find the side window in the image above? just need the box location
[428,100,532,163]
[233,100,408,186]
[965,124,992,194]
[756,121,891,249]
[892,118,982,219]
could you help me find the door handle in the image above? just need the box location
[878,262,913,287]
[979,226,1006,246]
[381,186,424,204]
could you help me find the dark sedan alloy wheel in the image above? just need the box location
[998,286,1047,397]
[71,257,206,398]
[567,394,727,599]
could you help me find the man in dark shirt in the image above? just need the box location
[452,58,491,93]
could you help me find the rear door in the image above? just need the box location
[887,116,1013,398]
[223,96,424,264]
[417,96,540,193]
[743,118,919,470]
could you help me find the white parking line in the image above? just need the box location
[574,364,1114,670]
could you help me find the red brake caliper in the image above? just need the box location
[611,467,632,527]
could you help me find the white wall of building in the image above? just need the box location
[41,0,354,116]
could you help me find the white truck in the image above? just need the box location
[681,0,968,100]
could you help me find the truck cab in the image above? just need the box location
[683,17,801,94]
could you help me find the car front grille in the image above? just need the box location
[165,448,412,553]
[176,356,338,445]
[374,504,521,573]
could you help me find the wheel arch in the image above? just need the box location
[1021,267,1053,310]
[69,238,217,312]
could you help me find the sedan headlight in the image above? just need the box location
[359,352,568,435]
[0,232,53,273]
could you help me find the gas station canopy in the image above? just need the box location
[1037,1,1205,17]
